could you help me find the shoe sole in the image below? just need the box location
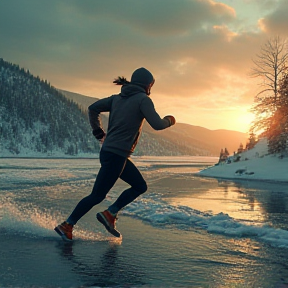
[96,213,121,238]
[54,227,73,242]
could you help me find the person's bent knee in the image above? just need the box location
[135,181,147,195]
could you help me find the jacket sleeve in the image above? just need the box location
[88,97,112,131]
[140,97,170,130]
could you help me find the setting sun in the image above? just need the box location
[235,110,255,133]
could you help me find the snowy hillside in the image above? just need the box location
[0,59,99,157]
[199,138,288,182]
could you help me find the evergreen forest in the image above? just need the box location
[0,58,98,156]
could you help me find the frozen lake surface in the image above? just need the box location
[1,157,288,287]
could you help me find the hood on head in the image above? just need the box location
[130,67,154,89]
[120,67,155,97]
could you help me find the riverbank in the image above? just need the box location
[199,138,288,183]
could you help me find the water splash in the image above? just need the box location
[0,200,110,242]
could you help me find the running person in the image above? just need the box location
[55,67,176,240]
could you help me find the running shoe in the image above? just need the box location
[54,221,73,241]
[96,210,121,238]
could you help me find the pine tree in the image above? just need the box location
[237,143,244,153]
[246,132,257,150]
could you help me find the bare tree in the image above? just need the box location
[251,36,288,102]
[250,36,288,135]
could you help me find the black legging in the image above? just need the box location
[67,150,147,225]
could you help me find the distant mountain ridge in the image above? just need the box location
[60,89,248,156]
[0,58,247,157]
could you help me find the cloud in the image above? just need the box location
[68,0,235,35]
[258,0,288,36]
[0,1,238,89]
[0,0,285,131]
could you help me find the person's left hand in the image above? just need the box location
[93,128,106,142]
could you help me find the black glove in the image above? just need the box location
[92,128,106,140]
[164,115,176,126]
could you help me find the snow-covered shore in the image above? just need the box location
[199,138,288,183]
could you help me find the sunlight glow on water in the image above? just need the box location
[169,185,266,225]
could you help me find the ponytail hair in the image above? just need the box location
[113,76,130,85]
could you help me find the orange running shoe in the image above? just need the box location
[96,210,121,238]
[54,221,73,241]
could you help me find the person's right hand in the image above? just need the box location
[164,115,176,126]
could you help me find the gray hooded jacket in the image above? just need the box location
[88,68,171,157]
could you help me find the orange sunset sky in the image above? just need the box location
[1,0,288,133]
